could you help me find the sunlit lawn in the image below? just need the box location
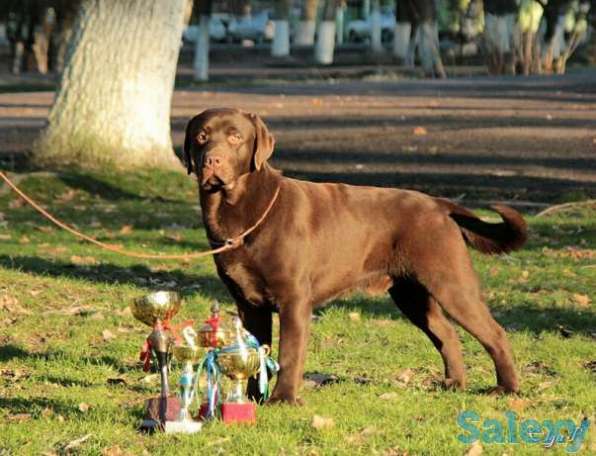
[0,170,594,455]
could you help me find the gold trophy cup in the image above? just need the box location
[130,290,182,431]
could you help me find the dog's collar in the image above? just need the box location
[207,185,281,250]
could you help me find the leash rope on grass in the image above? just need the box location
[0,170,280,261]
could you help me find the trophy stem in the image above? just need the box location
[228,380,247,404]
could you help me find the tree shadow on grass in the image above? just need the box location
[0,255,230,302]
[330,292,596,338]
[0,396,79,418]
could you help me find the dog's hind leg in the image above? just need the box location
[418,264,519,393]
[389,277,466,390]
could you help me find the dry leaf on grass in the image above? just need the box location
[63,434,92,452]
[508,398,530,412]
[413,126,428,136]
[573,293,590,308]
[101,445,133,456]
[395,368,414,385]
[379,392,399,400]
[78,402,91,412]
[311,415,335,430]
[0,233,11,240]
[0,294,32,315]
[70,255,99,266]
[8,413,31,422]
[102,329,116,341]
[119,225,133,235]
[9,198,25,209]
[348,312,361,321]
[79,402,91,413]
[464,441,483,456]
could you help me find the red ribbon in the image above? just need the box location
[139,338,152,372]
[205,314,220,347]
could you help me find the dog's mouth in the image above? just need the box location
[200,168,231,191]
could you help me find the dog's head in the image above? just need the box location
[183,108,275,192]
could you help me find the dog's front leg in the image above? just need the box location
[268,297,312,405]
[237,303,273,403]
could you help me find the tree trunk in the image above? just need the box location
[272,0,291,57]
[315,0,337,64]
[295,0,318,46]
[370,0,383,53]
[36,0,187,170]
[193,0,212,81]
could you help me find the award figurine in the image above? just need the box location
[165,326,203,434]
[130,290,182,432]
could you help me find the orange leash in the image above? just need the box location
[0,170,280,261]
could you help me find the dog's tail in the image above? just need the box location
[436,199,527,254]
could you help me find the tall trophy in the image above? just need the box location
[165,326,203,434]
[130,290,182,432]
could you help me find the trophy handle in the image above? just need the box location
[261,345,271,356]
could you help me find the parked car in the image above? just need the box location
[346,9,396,43]
[228,10,274,43]
[183,16,227,43]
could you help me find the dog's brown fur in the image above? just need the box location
[184,108,527,404]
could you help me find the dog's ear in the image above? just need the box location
[248,113,275,171]
[183,118,194,175]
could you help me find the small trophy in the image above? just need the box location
[165,326,203,434]
[196,303,279,424]
[216,317,267,424]
[130,290,182,432]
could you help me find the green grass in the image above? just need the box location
[0,170,594,455]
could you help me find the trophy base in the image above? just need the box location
[221,402,256,424]
[139,396,181,432]
[164,419,202,434]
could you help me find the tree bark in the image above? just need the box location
[272,0,291,57]
[295,0,318,46]
[36,0,187,170]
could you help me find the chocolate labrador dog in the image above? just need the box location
[184,108,527,404]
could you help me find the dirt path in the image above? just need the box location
[1,70,595,205]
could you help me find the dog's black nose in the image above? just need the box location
[204,154,223,168]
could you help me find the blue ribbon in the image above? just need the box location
[196,350,220,419]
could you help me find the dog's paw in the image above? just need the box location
[266,394,304,406]
[485,385,518,396]
[443,378,465,391]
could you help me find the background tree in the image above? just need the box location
[272,0,292,56]
[315,0,338,64]
[483,0,519,75]
[36,0,188,170]
[370,0,383,53]
[193,0,213,81]
[295,0,319,46]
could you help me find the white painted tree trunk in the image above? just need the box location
[393,22,411,61]
[295,20,316,45]
[370,3,383,53]
[335,7,344,45]
[193,15,210,81]
[315,21,336,64]
[272,20,290,56]
[37,0,187,170]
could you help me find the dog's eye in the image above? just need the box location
[228,131,242,145]
[196,131,208,145]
